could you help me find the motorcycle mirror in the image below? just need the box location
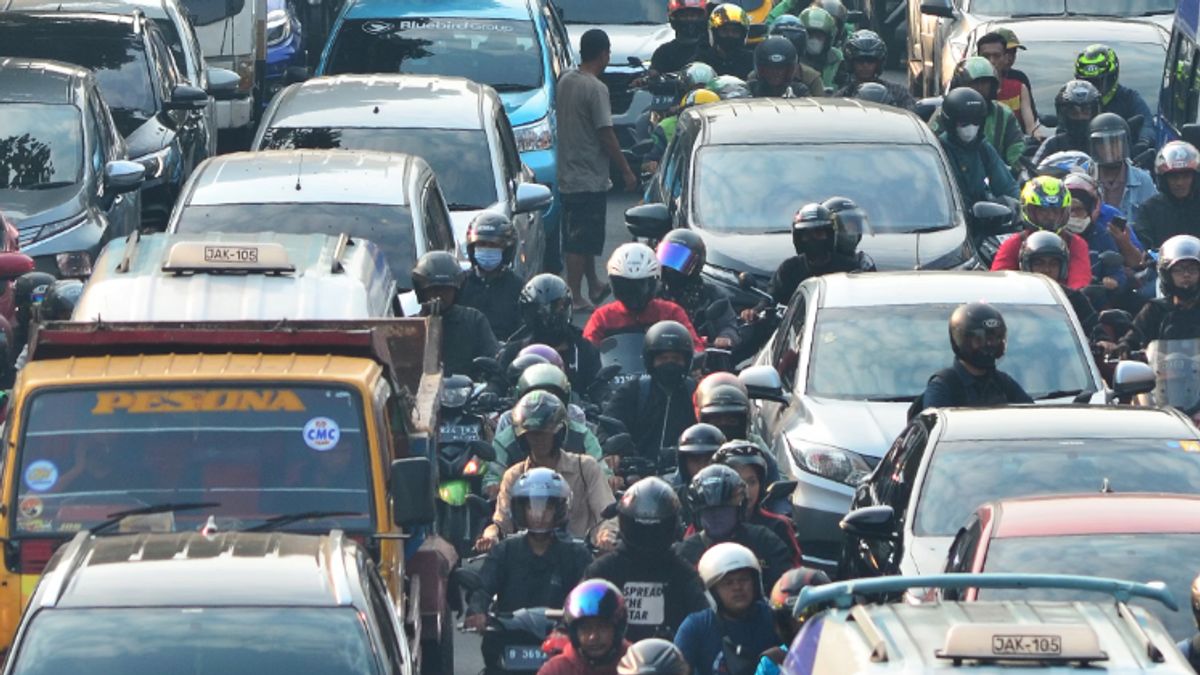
[630,137,655,157]
[625,203,671,240]
[1098,308,1133,332]
[1183,123,1200,150]
[471,356,503,380]
[914,96,941,123]
[450,567,485,593]
[1038,113,1058,129]
[596,364,622,382]
[602,432,635,457]
[468,439,496,462]
[1098,250,1123,271]
[846,10,866,23]
[627,56,644,69]
[601,501,620,519]
[1112,359,1155,398]
[839,505,896,541]
[739,365,789,404]
[764,479,797,501]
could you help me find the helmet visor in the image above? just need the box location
[515,495,565,533]
[1025,204,1069,231]
[833,208,870,238]
[657,240,702,276]
[1090,130,1128,165]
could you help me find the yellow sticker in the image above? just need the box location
[1180,440,1200,453]
[92,389,306,414]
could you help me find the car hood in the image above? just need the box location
[787,397,909,460]
[905,535,956,577]
[0,186,87,231]
[500,86,551,128]
[124,115,174,159]
[570,23,672,65]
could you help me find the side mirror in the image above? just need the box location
[515,182,553,214]
[285,65,311,84]
[596,364,622,382]
[390,456,436,526]
[970,201,1015,234]
[919,0,955,18]
[471,356,503,380]
[764,479,797,503]
[468,439,496,463]
[626,56,644,69]
[205,67,241,100]
[1038,113,1058,129]
[165,84,209,111]
[1113,360,1155,398]
[103,160,145,193]
[914,96,942,123]
[0,253,34,281]
[602,432,635,458]
[1183,123,1200,150]
[625,203,672,240]
[839,505,896,541]
[739,364,789,404]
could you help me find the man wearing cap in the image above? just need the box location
[977,28,1043,139]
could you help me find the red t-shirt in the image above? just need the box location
[990,231,1092,289]
[538,642,629,675]
[997,76,1023,115]
[582,298,705,351]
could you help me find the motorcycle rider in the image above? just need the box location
[766,16,824,95]
[585,244,705,351]
[747,36,808,97]
[1176,573,1200,669]
[618,639,690,675]
[652,0,710,75]
[604,320,699,462]
[1075,44,1156,152]
[502,274,603,394]
[796,6,842,90]
[1121,235,1200,351]
[458,211,525,341]
[1036,150,1096,179]
[990,176,1093,290]
[696,4,755,79]
[756,567,831,675]
[1063,171,1146,308]
[910,302,1033,417]
[833,30,913,111]
[647,84,720,175]
[665,423,726,492]
[674,543,779,675]
[1136,141,1200,250]
[585,477,710,641]
[936,87,1019,208]
[976,28,1040,136]
[931,57,1023,171]
[1018,231,1098,334]
[656,230,737,349]
[411,251,498,376]
[712,441,801,566]
[541,579,631,675]
[1089,113,1157,225]
[1032,80,1102,163]
[691,374,779,484]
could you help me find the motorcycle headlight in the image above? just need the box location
[133,146,174,183]
[788,440,872,486]
[514,116,553,153]
[267,9,292,47]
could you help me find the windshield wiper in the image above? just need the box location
[1036,388,1087,400]
[91,502,221,534]
[490,83,535,92]
[446,202,487,211]
[864,395,917,402]
[244,511,366,532]
[19,181,74,191]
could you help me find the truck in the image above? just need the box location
[179,0,266,135]
[0,319,456,671]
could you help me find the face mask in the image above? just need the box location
[956,124,980,144]
[699,506,738,540]
[650,361,687,391]
[716,34,744,52]
[473,247,503,271]
[806,37,824,56]
[676,21,705,44]
[1065,215,1090,234]
[796,233,834,262]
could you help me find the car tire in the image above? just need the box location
[421,608,453,675]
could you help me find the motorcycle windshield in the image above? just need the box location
[599,332,646,382]
[1147,339,1200,414]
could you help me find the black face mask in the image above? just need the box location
[674,20,706,44]
[715,34,745,53]
[715,422,745,442]
[795,232,835,262]
[650,361,687,391]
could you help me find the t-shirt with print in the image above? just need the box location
[556,68,614,194]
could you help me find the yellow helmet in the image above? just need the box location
[709,3,749,29]
[1020,176,1072,232]
[681,88,721,108]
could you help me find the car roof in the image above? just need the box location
[980,16,1170,45]
[688,98,938,146]
[0,0,167,19]
[989,494,1200,539]
[814,270,1060,308]
[935,405,1195,442]
[345,0,532,21]
[269,75,489,131]
[33,531,364,609]
[0,58,89,104]
[187,150,422,207]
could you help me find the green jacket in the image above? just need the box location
[930,101,1025,173]
[486,406,604,487]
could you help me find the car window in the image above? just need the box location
[364,562,404,671]
[88,103,105,177]
[539,5,563,79]
[0,103,84,188]
[94,93,122,159]
[148,27,180,94]
[421,181,455,252]
[496,110,523,182]
[968,0,1174,13]
[772,294,807,390]
[878,421,927,512]
[152,16,189,79]
[553,0,667,24]
[943,514,983,576]
[1020,39,1165,116]
[663,124,691,204]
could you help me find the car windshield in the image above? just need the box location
[970,0,1174,15]
[14,385,373,535]
[692,145,955,234]
[12,607,380,674]
[806,303,1093,400]
[260,127,498,208]
[174,202,418,275]
[0,104,83,189]
[979,533,1199,640]
[554,0,667,24]
[1022,40,1165,115]
[326,18,544,91]
[915,439,1200,536]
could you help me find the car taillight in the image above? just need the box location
[18,539,60,575]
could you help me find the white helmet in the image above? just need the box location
[607,243,661,280]
[697,542,762,603]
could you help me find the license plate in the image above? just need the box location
[991,635,1062,656]
[501,646,546,671]
[204,245,259,263]
[439,424,480,442]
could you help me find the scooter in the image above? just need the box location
[452,557,561,675]
[436,376,499,556]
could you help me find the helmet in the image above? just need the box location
[709,74,751,100]
[822,195,868,256]
[1020,175,1072,232]
[950,56,999,99]
[507,352,550,385]
[517,343,566,370]
[466,211,516,271]
[681,62,717,90]
[949,302,1007,371]
[669,0,708,45]
[607,243,660,313]
[1063,172,1102,230]
[1088,112,1130,167]
[843,29,886,68]
[694,382,750,440]
[38,279,82,321]
[1018,230,1070,283]
[1054,80,1101,143]
[515,362,572,403]
[14,271,55,318]
[792,202,836,261]
[1036,150,1096,179]
[1075,44,1120,104]
[510,467,572,533]
[657,229,706,294]
[1155,140,1200,193]
[697,542,762,604]
[769,567,831,632]
[853,81,892,105]
[713,439,769,492]
[1158,235,1200,302]
[519,274,573,342]
[754,36,798,77]
[798,7,836,58]
[643,320,695,384]
[769,14,807,56]
[678,422,726,456]
[411,251,464,303]
[687,463,747,516]
[512,390,568,447]
[617,639,689,675]
[564,579,628,665]
[708,3,749,53]
[440,374,474,412]
[682,88,720,108]
[939,87,988,147]
[616,476,681,553]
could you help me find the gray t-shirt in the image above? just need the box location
[556,68,613,194]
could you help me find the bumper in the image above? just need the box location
[791,472,856,574]
[216,96,254,130]
[520,146,559,227]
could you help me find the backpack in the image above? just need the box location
[906,368,963,421]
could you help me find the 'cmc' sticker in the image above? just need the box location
[18,496,43,518]
[24,460,59,492]
[303,417,341,452]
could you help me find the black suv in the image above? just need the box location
[0,10,218,230]
[4,530,413,674]
[0,58,144,274]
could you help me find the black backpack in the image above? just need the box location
[906,368,963,421]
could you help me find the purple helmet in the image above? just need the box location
[518,343,565,370]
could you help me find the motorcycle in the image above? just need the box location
[598,332,647,387]
[451,557,561,675]
[1142,338,1200,423]
[436,376,499,556]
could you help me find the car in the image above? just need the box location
[785,574,1192,673]
[74,231,400,320]
[909,0,1175,98]
[1154,0,1200,145]
[749,270,1124,573]
[253,75,552,277]
[0,58,145,275]
[3,531,418,674]
[263,0,305,110]
[166,149,456,284]
[315,0,575,242]
[0,10,218,229]
[839,405,1200,581]
[942,493,1200,640]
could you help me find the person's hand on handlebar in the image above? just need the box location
[463,613,487,632]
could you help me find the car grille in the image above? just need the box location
[18,225,43,248]
[601,71,637,116]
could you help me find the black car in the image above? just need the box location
[4,530,413,674]
[0,58,143,274]
[0,10,220,229]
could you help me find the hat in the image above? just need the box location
[982,27,1025,51]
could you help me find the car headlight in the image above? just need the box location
[788,440,872,486]
[514,116,553,153]
[267,9,293,47]
[133,146,174,183]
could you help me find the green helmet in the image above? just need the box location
[798,6,836,59]
[515,363,572,403]
[1075,44,1119,104]
[951,56,999,96]
[512,390,567,438]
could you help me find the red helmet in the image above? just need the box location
[668,0,706,15]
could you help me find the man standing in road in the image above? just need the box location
[558,29,638,312]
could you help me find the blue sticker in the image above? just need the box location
[24,460,59,492]
[303,417,340,452]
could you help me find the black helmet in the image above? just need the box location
[519,274,573,342]
[1088,112,1129,167]
[1158,235,1200,303]
[677,422,726,480]
[512,390,568,453]
[822,195,867,256]
[768,567,831,635]
[843,29,886,69]
[695,381,750,441]
[39,279,82,322]
[411,251,464,303]
[656,229,706,294]
[643,320,694,390]
[1018,231,1069,283]
[14,271,55,327]
[948,302,1007,371]
[1055,80,1101,144]
[616,476,681,553]
[713,440,769,500]
[769,14,807,56]
[564,579,628,666]
[617,639,689,675]
[853,81,892,106]
[511,467,572,533]
[754,35,798,72]
[515,362,572,403]
[792,202,835,261]
[466,211,517,271]
[687,464,747,520]
[940,87,988,147]
[507,352,550,386]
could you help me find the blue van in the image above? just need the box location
[316,0,573,266]
[1157,0,1200,147]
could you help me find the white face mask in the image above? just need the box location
[806,37,824,56]
[956,124,980,143]
[1065,215,1090,234]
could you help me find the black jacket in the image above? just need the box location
[459,269,525,342]
[658,279,739,344]
[604,375,697,461]
[768,252,871,305]
[584,546,709,640]
[833,78,915,111]
[500,327,602,394]
[440,304,499,376]
[651,39,702,75]
[919,360,1033,410]
[1134,190,1200,250]
[673,523,794,591]
[1123,298,1200,350]
[1102,85,1156,148]
[1032,129,1088,164]
[1065,286,1098,335]
[467,534,593,614]
[695,45,755,79]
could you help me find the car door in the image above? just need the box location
[758,289,809,441]
[847,418,930,576]
[420,178,457,257]
[89,91,139,235]
[150,25,205,174]
[496,107,542,277]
